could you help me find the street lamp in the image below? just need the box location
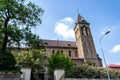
[99,30,110,80]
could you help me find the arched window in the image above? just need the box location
[52,50,55,54]
[86,28,88,35]
[82,25,89,36]
[81,27,84,35]
[68,44,71,46]
[61,50,63,54]
[75,51,78,57]
[68,51,71,57]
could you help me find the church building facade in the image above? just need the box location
[42,14,102,67]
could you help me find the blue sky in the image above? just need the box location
[27,0,120,65]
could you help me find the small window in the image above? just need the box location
[52,50,55,54]
[81,27,84,35]
[44,42,48,45]
[75,51,78,57]
[68,51,71,57]
[68,44,71,46]
[77,28,78,31]
[74,63,77,66]
[60,50,63,54]
[44,49,46,51]
[82,20,85,22]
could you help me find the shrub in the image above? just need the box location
[0,51,16,70]
[66,65,120,78]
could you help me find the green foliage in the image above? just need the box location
[25,31,44,49]
[66,65,120,79]
[48,53,73,74]
[82,61,95,66]
[12,49,45,69]
[0,0,44,52]
[0,51,16,70]
[12,49,46,80]
[98,67,120,78]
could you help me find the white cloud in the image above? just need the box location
[111,44,120,53]
[61,17,74,23]
[54,17,75,39]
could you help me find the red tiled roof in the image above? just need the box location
[108,64,120,68]
[42,39,76,48]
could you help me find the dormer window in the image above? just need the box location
[68,44,71,46]
[44,42,48,45]
[82,20,85,22]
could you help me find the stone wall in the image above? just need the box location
[0,78,24,80]
[0,72,24,80]
[45,47,77,58]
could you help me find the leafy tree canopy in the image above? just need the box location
[12,49,45,70]
[12,49,46,80]
[0,0,44,52]
[48,53,73,74]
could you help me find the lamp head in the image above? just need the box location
[105,31,110,35]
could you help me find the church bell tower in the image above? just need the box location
[74,14,102,66]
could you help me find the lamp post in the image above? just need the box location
[99,30,110,80]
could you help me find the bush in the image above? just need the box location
[48,53,73,74]
[0,51,16,70]
[66,65,120,79]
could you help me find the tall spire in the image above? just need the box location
[77,13,82,23]
[77,13,88,23]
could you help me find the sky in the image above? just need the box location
[27,0,120,65]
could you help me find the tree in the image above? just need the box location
[12,50,45,69]
[24,31,44,49]
[12,49,46,80]
[0,51,16,70]
[48,53,73,74]
[0,0,44,52]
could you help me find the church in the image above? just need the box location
[42,14,102,67]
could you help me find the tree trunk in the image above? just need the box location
[1,17,10,52]
[2,31,8,52]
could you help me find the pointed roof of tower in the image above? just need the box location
[74,13,89,30]
[77,13,88,23]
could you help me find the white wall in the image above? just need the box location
[54,69,65,80]
[21,67,31,80]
